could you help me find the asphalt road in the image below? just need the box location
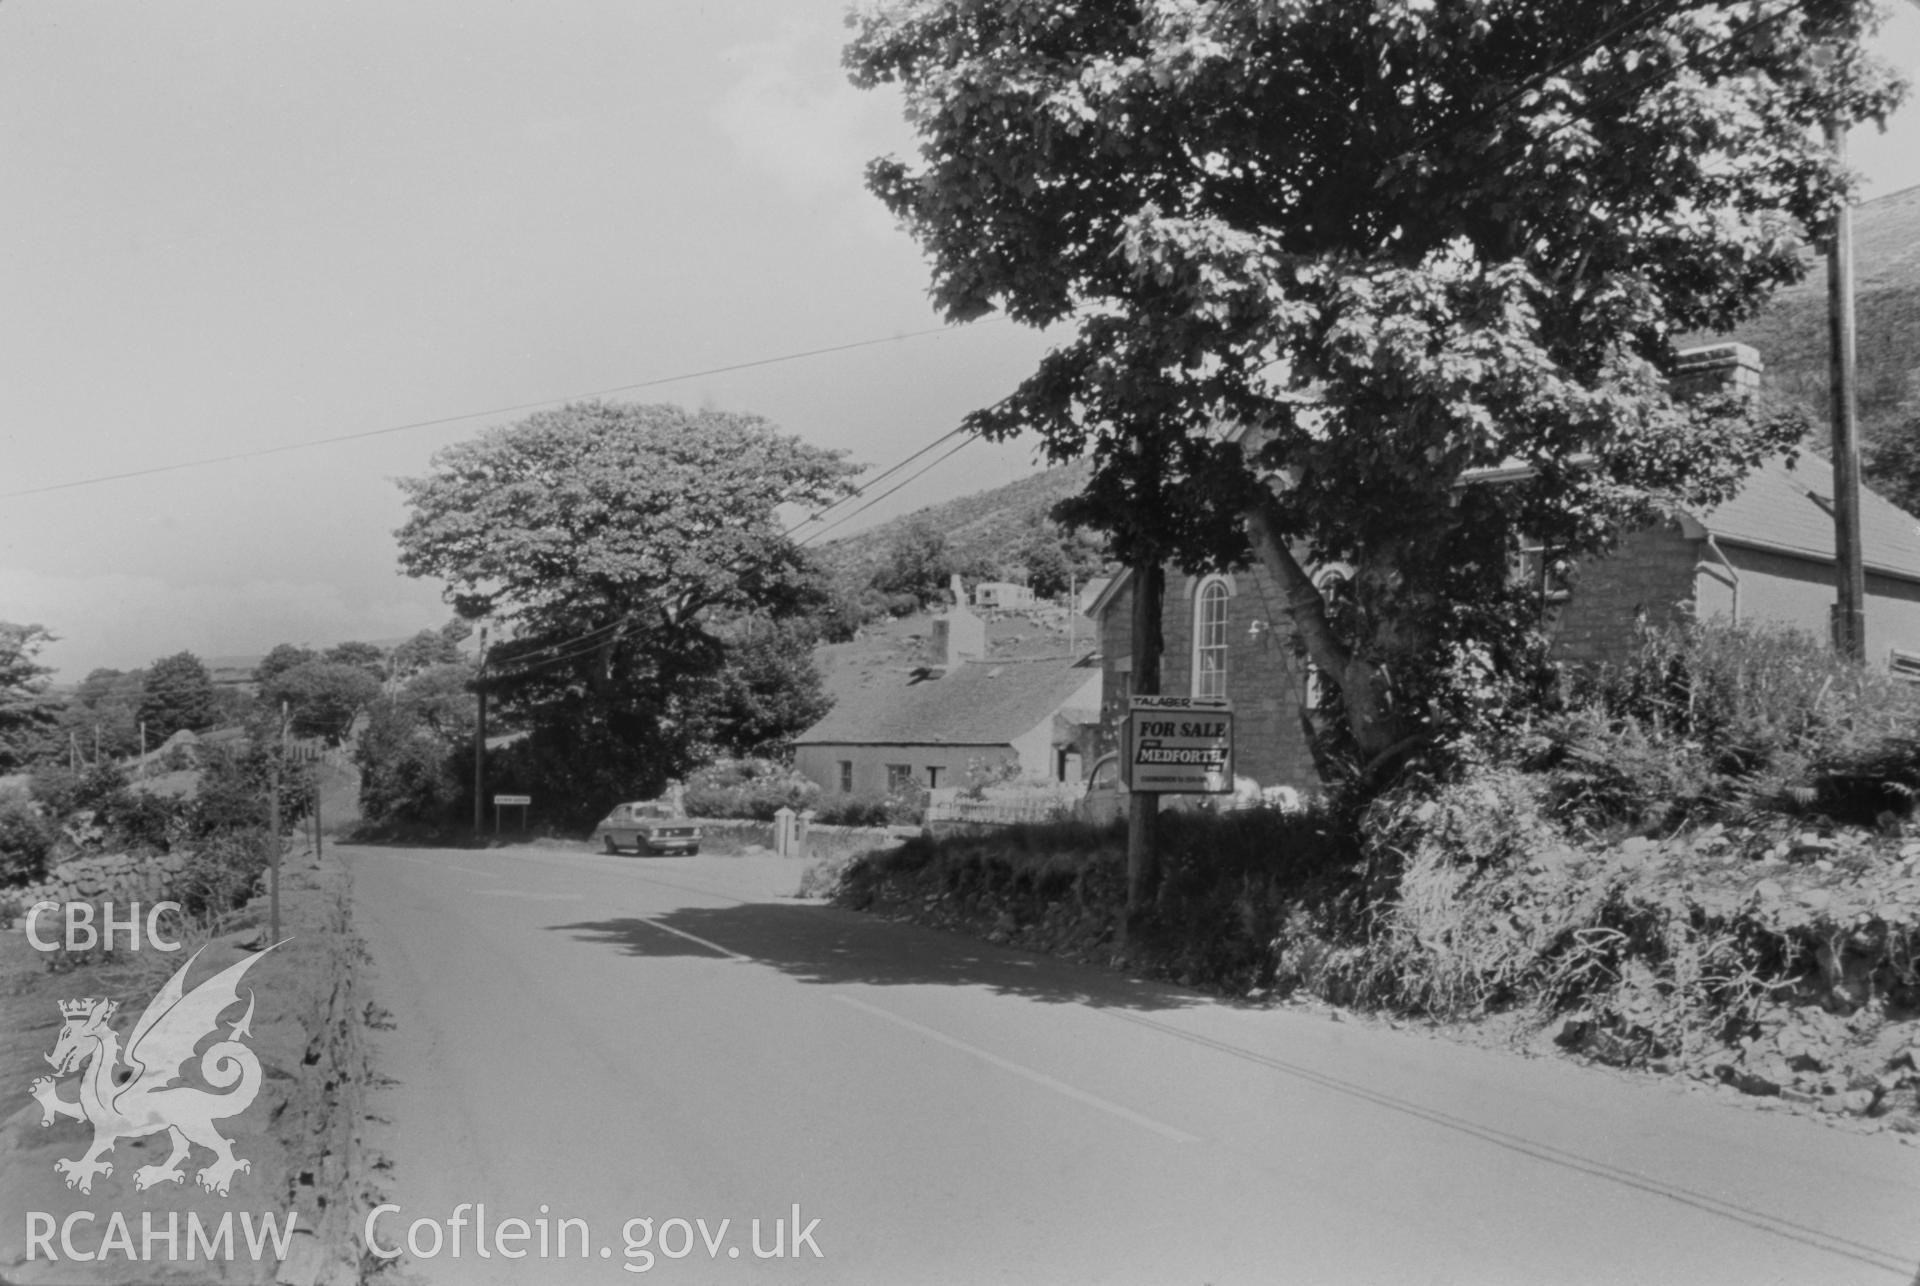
[344,843,1920,1286]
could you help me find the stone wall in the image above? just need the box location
[4,851,189,924]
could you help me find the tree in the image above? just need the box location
[253,644,317,687]
[849,0,1906,772]
[57,666,144,762]
[873,517,960,608]
[0,623,59,770]
[688,624,836,759]
[261,660,382,743]
[355,663,479,830]
[394,401,860,821]
[323,641,387,677]
[138,651,216,744]
[389,621,471,680]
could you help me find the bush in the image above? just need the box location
[683,758,820,821]
[836,804,1353,994]
[813,783,925,827]
[1539,619,1920,832]
[100,789,184,854]
[0,799,56,885]
[175,829,268,918]
[29,761,128,818]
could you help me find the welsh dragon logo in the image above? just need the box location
[29,943,281,1197]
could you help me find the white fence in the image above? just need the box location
[923,785,1079,831]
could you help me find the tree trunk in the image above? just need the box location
[1125,559,1165,930]
[1243,501,1408,767]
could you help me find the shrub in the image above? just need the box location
[812,789,892,826]
[99,789,184,854]
[813,783,925,827]
[29,761,128,818]
[0,799,56,885]
[1540,619,1920,831]
[174,829,268,918]
[683,757,819,821]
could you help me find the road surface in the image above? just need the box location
[343,842,1920,1285]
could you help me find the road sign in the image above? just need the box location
[492,794,532,806]
[1125,696,1234,793]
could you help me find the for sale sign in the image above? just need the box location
[1125,695,1234,793]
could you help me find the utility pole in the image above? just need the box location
[268,701,287,942]
[472,624,489,840]
[1067,570,1077,659]
[1124,560,1165,933]
[1826,123,1867,660]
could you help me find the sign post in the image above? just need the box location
[492,793,532,835]
[1125,695,1234,795]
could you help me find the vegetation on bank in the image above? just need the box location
[831,621,1920,1124]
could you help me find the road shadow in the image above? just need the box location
[544,903,1201,1012]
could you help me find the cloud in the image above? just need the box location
[711,19,911,223]
[0,567,447,679]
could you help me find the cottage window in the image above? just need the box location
[838,761,853,793]
[1513,535,1572,605]
[886,763,913,790]
[926,766,942,788]
[1193,576,1230,700]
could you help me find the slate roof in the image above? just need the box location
[796,658,1100,747]
[1698,454,1920,582]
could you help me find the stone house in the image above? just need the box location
[1085,344,1920,794]
[794,598,1102,796]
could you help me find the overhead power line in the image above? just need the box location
[0,324,964,501]
[782,424,974,538]
[799,432,981,547]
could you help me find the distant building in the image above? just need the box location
[973,581,1037,611]
[794,599,1100,793]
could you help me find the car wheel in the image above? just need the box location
[603,835,619,855]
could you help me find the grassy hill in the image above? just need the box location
[1706,183,1920,465]
[812,456,1099,587]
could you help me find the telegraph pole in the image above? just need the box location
[268,701,287,942]
[1827,122,1867,660]
[472,624,489,840]
[1124,560,1165,931]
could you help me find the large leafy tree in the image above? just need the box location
[394,401,859,817]
[262,660,382,742]
[138,651,216,744]
[849,0,1906,769]
[58,666,144,762]
[0,623,60,770]
[254,643,319,686]
[355,662,480,830]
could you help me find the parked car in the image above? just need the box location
[592,801,702,856]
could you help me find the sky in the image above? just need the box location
[2,1,1919,679]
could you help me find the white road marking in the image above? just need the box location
[472,890,582,901]
[631,916,746,959]
[832,994,1199,1144]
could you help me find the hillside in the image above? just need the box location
[1708,183,1920,442]
[813,457,1097,585]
